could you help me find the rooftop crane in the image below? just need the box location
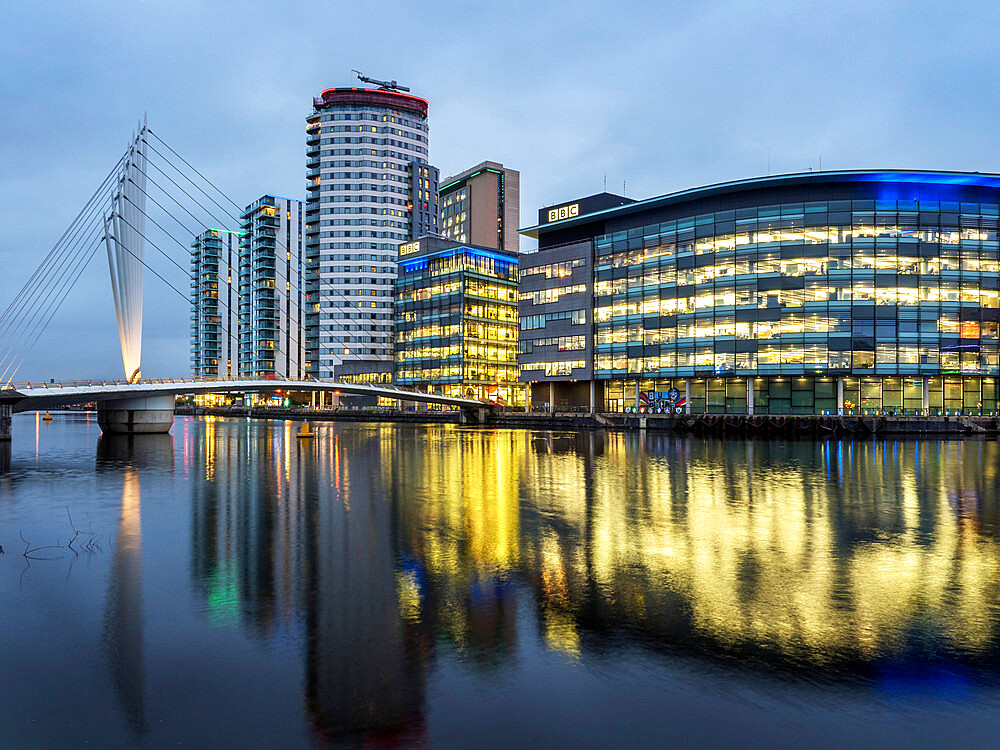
[352,70,410,92]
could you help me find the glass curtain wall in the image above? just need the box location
[594,199,1000,414]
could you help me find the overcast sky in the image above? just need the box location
[3,0,1000,380]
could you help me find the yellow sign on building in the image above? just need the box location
[547,203,580,223]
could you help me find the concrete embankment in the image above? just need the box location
[177,406,1000,436]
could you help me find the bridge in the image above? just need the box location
[0,378,489,439]
[0,122,492,443]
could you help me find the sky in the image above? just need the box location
[3,0,1000,380]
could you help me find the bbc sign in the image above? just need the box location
[398,241,420,256]
[547,203,580,223]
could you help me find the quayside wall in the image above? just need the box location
[176,405,1000,436]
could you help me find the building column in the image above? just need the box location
[684,379,691,414]
[330,392,340,409]
[922,377,930,415]
[635,379,640,411]
[311,390,316,409]
[589,380,596,414]
[524,383,530,413]
[837,377,845,415]
[549,381,555,414]
[747,378,754,416]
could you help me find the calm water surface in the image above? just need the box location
[3,413,1000,747]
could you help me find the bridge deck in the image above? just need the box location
[0,378,488,413]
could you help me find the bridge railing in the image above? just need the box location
[1,377,486,404]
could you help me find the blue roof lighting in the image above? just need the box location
[400,244,517,272]
[521,169,1000,238]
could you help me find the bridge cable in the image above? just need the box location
[0,185,117,371]
[122,158,311,369]
[0,155,124,339]
[142,135,395,332]
[141,137,240,222]
[120,182,386,376]
[111,212,248,364]
[119,189,272,362]
[146,129,242,212]
[143,131,397,377]
[1,225,108,384]
[121,177,308,362]
[131,159,234,237]
[117,190,366,378]
[3,235,107,384]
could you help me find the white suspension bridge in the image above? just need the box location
[0,122,489,442]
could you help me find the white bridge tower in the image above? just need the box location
[103,122,148,383]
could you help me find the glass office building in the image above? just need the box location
[394,237,521,405]
[520,171,1000,415]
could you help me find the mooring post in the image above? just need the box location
[0,402,11,441]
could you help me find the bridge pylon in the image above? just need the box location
[103,122,148,384]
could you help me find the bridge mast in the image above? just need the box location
[104,122,148,383]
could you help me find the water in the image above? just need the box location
[3,413,1000,747]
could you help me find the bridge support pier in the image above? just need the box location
[0,403,11,441]
[97,394,175,435]
[459,406,490,425]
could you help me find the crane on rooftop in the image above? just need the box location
[351,69,410,92]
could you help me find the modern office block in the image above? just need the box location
[394,237,521,404]
[520,171,1000,415]
[439,161,519,253]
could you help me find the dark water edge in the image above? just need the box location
[3,413,1000,747]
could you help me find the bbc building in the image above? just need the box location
[519,171,1000,415]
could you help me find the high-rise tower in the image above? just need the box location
[239,195,305,380]
[439,161,519,253]
[190,228,243,378]
[304,81,437,379]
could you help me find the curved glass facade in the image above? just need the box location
[582,184,1000,414]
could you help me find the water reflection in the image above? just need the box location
[102,467,146,738]
[97,434,172,739]
[307,427,428,744]
[97,433,175,469]
[522,435,1000,679]
[181,422,1000,743]
[0,440,9,474]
